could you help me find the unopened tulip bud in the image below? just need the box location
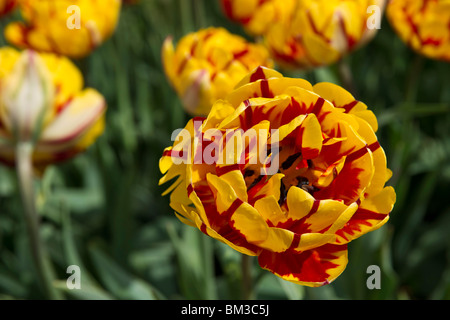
[1,50,54,143]
[0,47,106,168]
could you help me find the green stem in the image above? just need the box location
[16,142,60,300]
[241,255,253,300]
[193,0,206,29]
[337,58,357,97]
[179,0,194,34]
[405,54,424,105]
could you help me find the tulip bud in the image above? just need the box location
[1,50,54,143]
[0,47,106,168]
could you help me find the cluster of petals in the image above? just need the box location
[160,66,396,286]
[162,27,273,116]
[5,0,121,59]
[387,0,450,62]
[221,0,386,69]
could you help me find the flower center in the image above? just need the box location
[243,147,321,206]
[278,150,321,206]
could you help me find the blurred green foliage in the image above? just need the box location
[0,0,450,300]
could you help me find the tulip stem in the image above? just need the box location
[241,255,253,300]
[405,54,424,105]
[16,142,60,300]
[337,58,357,97]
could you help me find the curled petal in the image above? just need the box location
[335,186,396,244]
[39,89,105,147]
[258,244,348,287]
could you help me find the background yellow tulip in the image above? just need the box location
[387,0,450,62]
[4,0,121,58]
[264,0,387,69]
[162,27,273,116]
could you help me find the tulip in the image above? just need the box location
[387,0,450,62]
[220,0,296,36]
[5,0,122,59]
[0,47,106,299]
[160,66,395,286]
[0,47,106,168]
[162,27,273,116]
[263,0,386,69]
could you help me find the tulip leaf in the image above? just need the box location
[54,281,114,300]
[88,243,164,300]
[166,222,217,299]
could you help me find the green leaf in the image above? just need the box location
[166,222,217,299]
[88,244,165,300]
[278,277,305,300]
[54,281,114,300]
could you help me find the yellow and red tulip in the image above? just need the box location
[5,0,122,59]
[0,0,17,17]
[387,0,450,62]
[220,0,296,36]
[0,47,106,168]
[263,0,386,69]
[160,66,395,287]
[162,27,273,117]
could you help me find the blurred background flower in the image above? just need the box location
[262,0,386,70]
[160,66,395,288]
[0,47,106,168]
[387,0,450,62]
[4,0,121,59]
[162,27,273,116]
[0,0,17,17]
[220,0,296,36]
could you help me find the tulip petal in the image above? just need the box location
[39,88,105,147]
[315,148,374,204]
[207,173,268,243]
[313,82,378,132]
[335,186,395,243]
[258,244,348,287]
[254,195,286,226]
